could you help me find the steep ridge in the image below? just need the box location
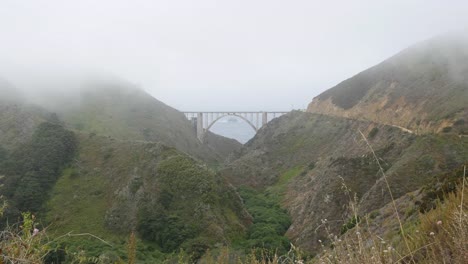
[307,33,468,135]
[49,79,241,164]
[0,78,23,103]
[0,78,50,150]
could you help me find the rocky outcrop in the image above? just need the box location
[307,33,468,135]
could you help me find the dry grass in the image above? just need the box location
[409,168,467,263]
[0,213,47,264]
[314,175,467,264]
[309,132,467,264]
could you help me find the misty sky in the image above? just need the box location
[1,0,468,111]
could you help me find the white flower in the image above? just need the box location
[32,228,39,236]
[430,232,435,236]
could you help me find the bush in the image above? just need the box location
[368,127,379,139]
[453,119,465,126]
[137,203,197,252]
[0,212,49,263]
[442,126,452,133]
[340,215,361,235]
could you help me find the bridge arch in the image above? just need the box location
[205,113,258,133]
[183,111,289,142]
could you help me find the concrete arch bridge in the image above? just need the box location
[183,111,289,142]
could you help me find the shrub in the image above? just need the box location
[137,204,197,252]
[453,119,465,126]
[368,127,379,139]
[0,212,48,263]
[340,215,361,235]
[442,126,452,133]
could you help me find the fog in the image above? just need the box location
[1,0,468,111]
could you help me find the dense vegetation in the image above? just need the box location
[237,187,291,257]
[0,122,77,224]
[39,133,248,262]
[137,154,217,253]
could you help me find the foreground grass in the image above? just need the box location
[1,175,466,263]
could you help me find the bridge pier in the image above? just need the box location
[262,112,268,126]
[197,112,204,142]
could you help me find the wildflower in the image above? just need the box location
[32,228,39,236]
[436,220,442,225]
[318,239,322,243]
[429,232,435,236]
[355,231,360,235]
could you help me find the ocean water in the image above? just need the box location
[209,116,256,144]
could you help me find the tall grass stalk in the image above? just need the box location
[358,129,415,263]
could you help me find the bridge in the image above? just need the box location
[183,111,289,142]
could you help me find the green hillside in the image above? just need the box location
[43,132,249,262]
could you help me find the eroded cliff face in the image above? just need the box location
[307,34,468,135]
[223,112,467,252]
